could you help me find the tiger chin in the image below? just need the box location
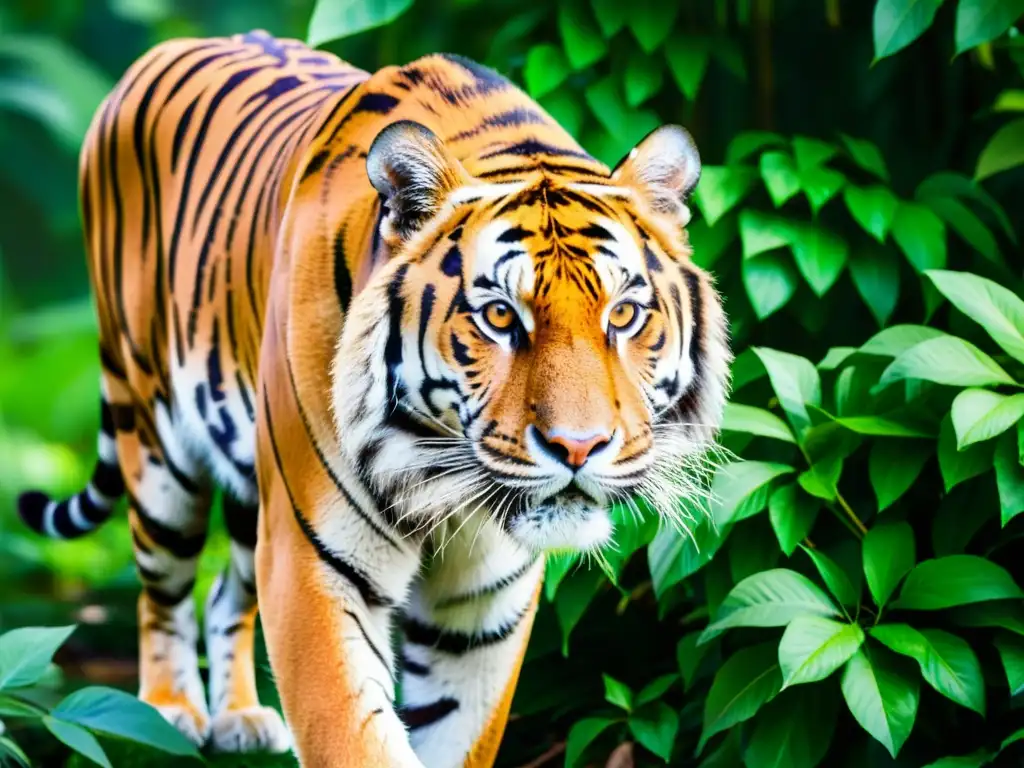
[17,30,729,768]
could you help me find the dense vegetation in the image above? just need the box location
[1,0,1023,766]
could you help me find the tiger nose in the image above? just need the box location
[532,427,612,470]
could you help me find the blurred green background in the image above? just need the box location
[2,0,1024,766]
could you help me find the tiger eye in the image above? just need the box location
[608,301,638,330]
[483,301,516,332]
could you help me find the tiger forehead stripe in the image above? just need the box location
[448,182,525,205]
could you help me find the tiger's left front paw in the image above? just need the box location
[209,706,291,753]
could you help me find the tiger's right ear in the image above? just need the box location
[366,120,470,243]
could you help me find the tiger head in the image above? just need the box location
[333,121,730,553]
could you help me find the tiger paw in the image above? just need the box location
[153,704,211,747]
[210,706,291,753]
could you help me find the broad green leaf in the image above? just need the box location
[949,601,1024,637]
[698,641,781,752]
[970,118,1024,181]
[952,389,1024,448]
[0,735,31,767]
[307,0,413,45]
[523,44,570,98]
[677,632,712,691]
[799,166,846,215]
[993,632,1024,696]
[995,431,1024,526]
[818,347,857,370]
[728,519,783,584]
[51,687,201,757]
[604,675,633,711]
[591,0,628,36]
[893,555,1023,610]
[693,167,759,227]
[844,186,898,242]
[921,751,995,768]
[554,566,606,655]
[779,617,864,687]
[44,717,111,768]
[802,546,860,608]
[871,625,985,714]
[565,717,618,768]
[744,685,837,768]
[926,269,1024,364]
[687,215,737,270]
[0,626,76,690]
[873,0,944,59]
[956,0,1024,54]
[850,246,900,326]
[994,89,1024,111]
[869,440,930,511]
[726,131,786,164]
[0,693,44,717]
[892,202,946,271]
[939,413,997,491]
[925,196,1002,263]
[833,415,933,438]
[624,52,664,106]
[860,324,948,358]
[666,35,711,101]
[628,702,678,762]
[760,151,801,207]
[711,461,794,527]
[879,336,1015,389]
[558,0,608,69]
[545,551,579,601]
[585,76,656,142]
[1003,728,1024,751]
[742,252,798,320]
[739,209,795,259]
[792,136,838,170]
[789,225,848,296]
[628,0,677,52]
[841,646,919,757]
[704,569,840,636]
[752,348,821,436]
[915,171,1016,242]
[840,134,890,181]
[635,674,678,707]
[539,89,584,138]
[648,518,725,598]
[769,483,819,556]
[722,403,795,443]
[863,521,916,608]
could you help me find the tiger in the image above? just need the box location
[17,29,730,767]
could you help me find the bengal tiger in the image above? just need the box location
[17,29,730,767]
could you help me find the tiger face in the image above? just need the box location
[333,122,730,553]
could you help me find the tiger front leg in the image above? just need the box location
[401,519,544,768]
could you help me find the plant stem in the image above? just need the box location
[836,492,868,536]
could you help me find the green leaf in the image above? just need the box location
[915,171,1016,242]
[711,461,794,527]
[744,685,838,768]
[850,247,900,326]
[873,0,944,60]
[585,76,650,141]
[879,336,1016,389]
[760,151,801,207]
[558,0,608,69]
[1003,728,1024,751]
[624,52,663,106]
[871,625,985,714]
[648,517,725,598]
[779,617,864,687]
[921,751,995,768]
[892,202,946,271]
[925,197,1002,263]
[739,209,795,259]
[565,717,618,768]
[722,403,796,443]
[698,641,781,752]
[539,89,585,138]
[0,626,76,690]
[769,483,819,556]
[956,0,1024,54]
[994,89,1024,112]
[687,215,737,270]
[863,521,916,609]
[789,225,848,296]
[860,324,949,358]
[629,702,678,762]
[0,735,32,767]
[51,687,201,757]
[635,674,679,707]
[591,0,628,36]
[705,569,840,636]
[753,348,821,437]
[800,166,847,215]
[952,389,1024,448]
[677,632,712,691]
[995,431,1024,526]
[792,137,838,170]
[869,440,930,511]
[802,546,860,608]
[818,347,857,370]
[976,118,1024,181]
[693,167,759,227]
[545,551,579,601]
[893,555,1023,610]
[926,269,1024,364]
[841,646,919,758]
[832,415,933,438]
[743,252,799,320]
[840,134,890,181]
[939,414,997,491]
[0,693,44,717]
[306,0,413,45]
[994,632,1024,696]
[726,131,786,164]
[523,44,570,98]
[844,186,898,242]
[665,35,711,101]
[950,601,1024,637]
[603,675,633,711]
[628,0,677,52]
[44,717,111,768]
[555,565,606,655]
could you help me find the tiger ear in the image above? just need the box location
[366,120,470,242]
[611,125,701,225]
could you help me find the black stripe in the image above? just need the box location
[130,494,207,558]
[223,496,258,549]
[479,139,591,161]
[145,579,195,608]
[79,491,113,525]
[436,559,536,608]
[100,400,116,435]
[136,563,166,583]
[334,226,353,312]
[682,268,704,377]
[401,655,430,677]
[496,226,532,243]
[399,698,459,730]
[344,609,393,679]
[403,611,526,655]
